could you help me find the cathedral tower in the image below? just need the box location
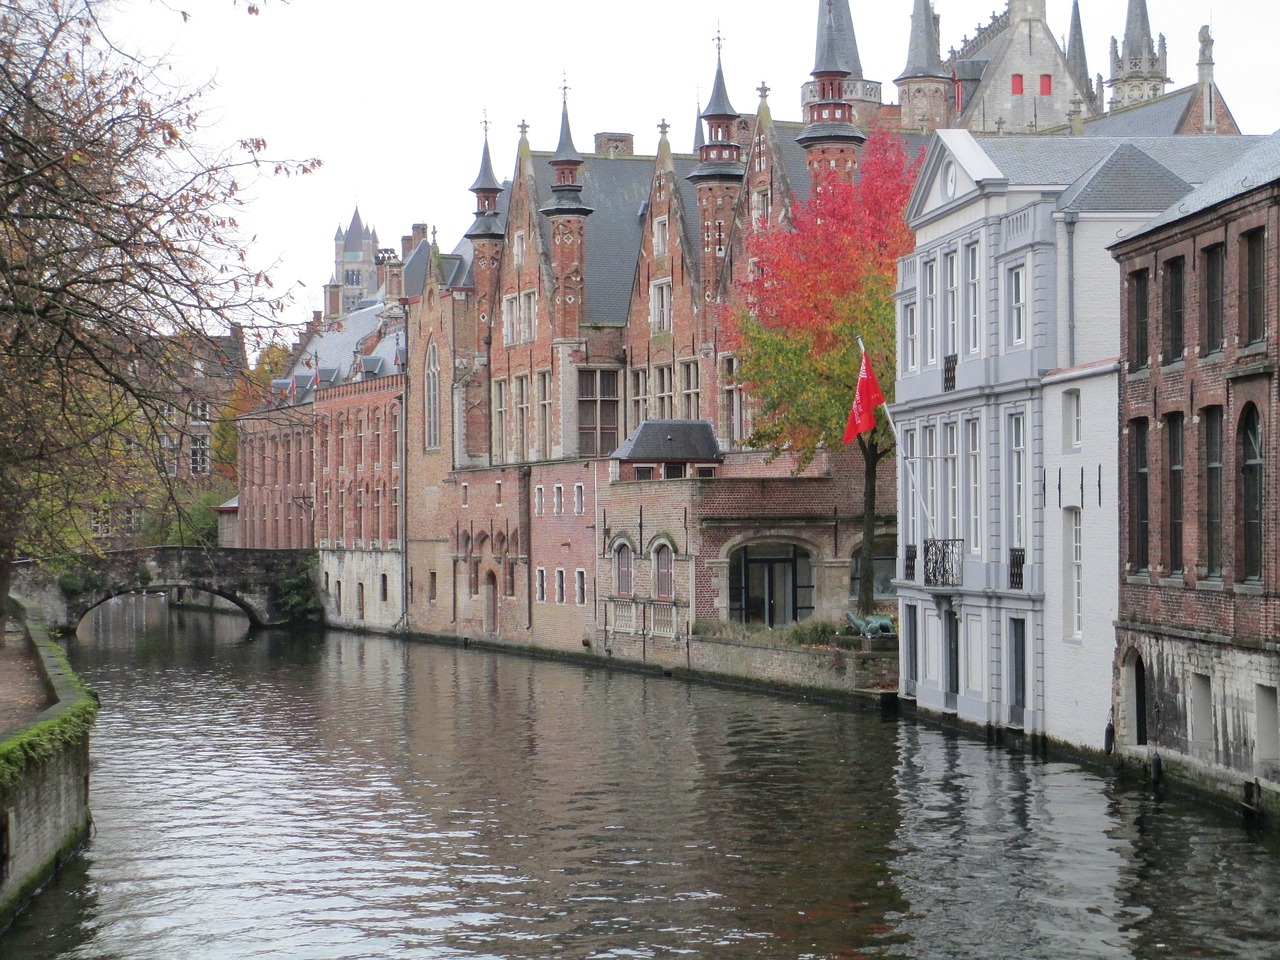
[1108,0,1169,110]
[797,0,866,190]
[896,0,950,132]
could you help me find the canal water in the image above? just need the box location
[5,599,1280,959]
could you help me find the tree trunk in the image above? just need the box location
[0,542,14,649]
[857,435,881,617]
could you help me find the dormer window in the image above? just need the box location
[653,216,668,257]
[513,231,525,268]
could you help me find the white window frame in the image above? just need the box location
[965,242,981,354]
[650,279,673,332]
[553,484,564,516]
[513,230,525,268]
[1009,412,1026,548]
[944,252,958,356]
[575,569,586,605]
[1068,508,1083,637]
[653,216,668,256]
[555,568,566,604]
[904,303,918,371]
[520,290,537,342]
[536,567,546,602]
[944,422,958,540]
[655,365,674,419]
[680,360,700,419]
[1009,265,1026,345]
[631,369,649,427]
[502,294,517,346]
[966,418,981,555]
[534,485,544,516]
[923,260,937,366]
[574,483,584,516]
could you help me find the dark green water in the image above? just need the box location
[4,596,1280,959]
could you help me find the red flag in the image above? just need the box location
[844,351,885,443]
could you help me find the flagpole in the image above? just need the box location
[855,336,937,542]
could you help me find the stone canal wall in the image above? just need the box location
[0,605,96,931]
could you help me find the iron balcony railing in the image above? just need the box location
[1009,547,1027,590]
[943,353,958,392]
[924,539,964,587]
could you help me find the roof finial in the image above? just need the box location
[561,70,570,105]
[658,118,670,136]
[481,109,490,136]
[758,81,770,101]
[714,23,723,53]
[518,119,529,137]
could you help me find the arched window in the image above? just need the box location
[653,544,673,600]
[729,542,814,627]
[425,343,441,450]
[1240,404,1263,580]
[615,543,634,596]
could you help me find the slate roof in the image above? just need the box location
[976,135,1262,188]
[899,0,947,80]
[611,420,722,462]
[1056,143,1191,214]
[1072,88,1196,137]
[531,151,699,326]
[403,240,432,298]
[1124,129,1280,241]
[813,0,863,79]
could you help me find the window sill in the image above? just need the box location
[1238,341,1268,358]
[1126,573,1154,586]
[1195,579,1227,593]
[1235,581,1265,597]
[1158,576,1187,589]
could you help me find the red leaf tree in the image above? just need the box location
[731,125,920,614]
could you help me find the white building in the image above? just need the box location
[892,129,1259,749]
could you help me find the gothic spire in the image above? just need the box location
[553,98,583,164]
[1066,2,1088,86]
[1124,0,1155,58]
[813,0,863,81]
[468,134,501,194]
[898,0,946,81]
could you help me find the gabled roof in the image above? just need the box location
[612,420,722,462]
[1057,144,1190,214]
[1124,129,1280,241]
[1072,87,1196,137]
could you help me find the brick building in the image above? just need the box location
[1114,131,1280,804]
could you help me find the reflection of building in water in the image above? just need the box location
[890,724,1134,955]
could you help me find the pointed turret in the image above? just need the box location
[1065,0,1098,111]
[466,133,505,241]
[692,105,705,152]
[797,0,865,172]
[540,97,594,218]
[896,0,950,131]
[1108,0,1169,110]
[898,0,946,82]
[813,0,862,80]
[689,48,745,184]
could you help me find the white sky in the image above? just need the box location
[111,0,1280,336]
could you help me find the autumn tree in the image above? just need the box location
[0,0,315,611]
[732,126,919,616]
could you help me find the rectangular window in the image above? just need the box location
[1064,389,1082,448]
[1130,419,1149,570]
[944,422,959,540]
[1011,74,1024,95]
[923,261,937,365]
[1009,413,1025,548]
[537,372,552,457]
[1204,245,1225,353]
[922,425,938,546]
[1068,509,1083,637]
[492,380,508,464]
[1130,268,1149,369]
[534,485,544,516]
[495,480,502,505]
[574,483,584,516]
[635,466,654,481]
[944,252,958,356]
[655,365,674,419]
[555,568,566,604]
[1165,258,1185,361]
[1204,407,1223,576]
[1246,229,1266,344]
[90,507,111,538]
[189,434,210,475]
[650,280,673,331]
[536,568,546,602]
[502,294,517,347]
[653,216,668,256]
[902,429,918,551]
[520,290,537,342]
[966,419,981,555]
[429,571,438,602]
[1009,266,1026,345]
[553,484,563,516]
[904,302,918,371]
[722,357,745,444]
[1167,413,1184,572]
[1257,686,1280,766]
[680,360,700,419]
[965,243,980,354]
[1039,74,1052,96]
[513,230,525,268]
[578,369,619,457]
[631,369,649,427]
[514,375,530,461]
[575,569,586,605]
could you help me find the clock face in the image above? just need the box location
[943,161,958,199]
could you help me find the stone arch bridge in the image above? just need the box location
[10,547,319,631]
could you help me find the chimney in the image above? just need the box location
[324,282,342,319]
[401,235,414,259]
[594,132,634,157]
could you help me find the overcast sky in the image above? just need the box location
[111,0,1280,335]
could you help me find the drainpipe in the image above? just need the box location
[1065,212,1079,367]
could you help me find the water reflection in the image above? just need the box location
[3,597,1280,959]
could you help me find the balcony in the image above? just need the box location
[1009,547,1026,590]
[606,599,678,638]
[943,354,958,392]
[924,539,964,587]
[904,544,918,581]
